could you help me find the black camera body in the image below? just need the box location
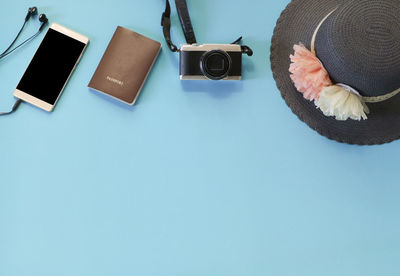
[180,44,243,80]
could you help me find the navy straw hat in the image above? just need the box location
[271,0,400,145]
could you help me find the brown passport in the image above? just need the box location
[88,26,161,105]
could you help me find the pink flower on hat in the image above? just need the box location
[289,43,332,101]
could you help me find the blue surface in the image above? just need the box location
[1,0,400,275]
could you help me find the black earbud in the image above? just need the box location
[24,7,48,32]
[1,7,49,60]
[38,14,48,31]
[25,6,38,21]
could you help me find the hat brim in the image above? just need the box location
[271,0,400,145]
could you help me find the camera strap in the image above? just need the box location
[174,0,197,45]
[162,0,196,52]
[161,0,253,56]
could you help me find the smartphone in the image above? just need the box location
[14,23,89,112]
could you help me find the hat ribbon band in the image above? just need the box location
[310,8,400,104]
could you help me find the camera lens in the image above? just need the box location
[200,50,231,80]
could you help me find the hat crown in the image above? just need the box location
[315,0,400,97]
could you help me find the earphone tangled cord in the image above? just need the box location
[1,7,48,59]
[0,6,48,116]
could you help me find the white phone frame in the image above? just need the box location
[14,23,89,112]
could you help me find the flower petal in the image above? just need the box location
[289,43,332,101]
[315,85,369,121]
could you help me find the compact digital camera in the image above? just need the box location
[179,44,243,80]
[161,0,253,81]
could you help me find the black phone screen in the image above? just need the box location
[17,28,86,105]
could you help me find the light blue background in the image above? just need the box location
[1,0,399,275]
